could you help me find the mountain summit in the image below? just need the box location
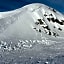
[0,3,64,42]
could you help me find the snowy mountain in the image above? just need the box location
[0,3,64,64]
[0,3,64,42]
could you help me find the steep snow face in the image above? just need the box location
[0,3,64,42]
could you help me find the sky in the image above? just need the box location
[0,0,64,13]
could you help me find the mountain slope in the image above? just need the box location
[0,3,64,42]
[0,3,64,64]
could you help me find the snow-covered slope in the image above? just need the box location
[0,3,64,64]
[0,3,64,42]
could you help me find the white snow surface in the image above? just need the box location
[0,3,64,41]
[0,3,64,64]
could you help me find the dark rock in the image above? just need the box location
[49,14,53,16]
[44,26,50,30]
[35,22,39,25]
[39,29,41,32]
[49,31,51,35]
[38,19,43,24]
[44,14,47,16]
[58,28,62,31]
[52,9,56,13]
[51,18,55,22]
[47,18,50,21]
[55,19,63,25]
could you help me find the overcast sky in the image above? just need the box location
[0,0,64,13]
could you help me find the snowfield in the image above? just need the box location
[0,3,64,64]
